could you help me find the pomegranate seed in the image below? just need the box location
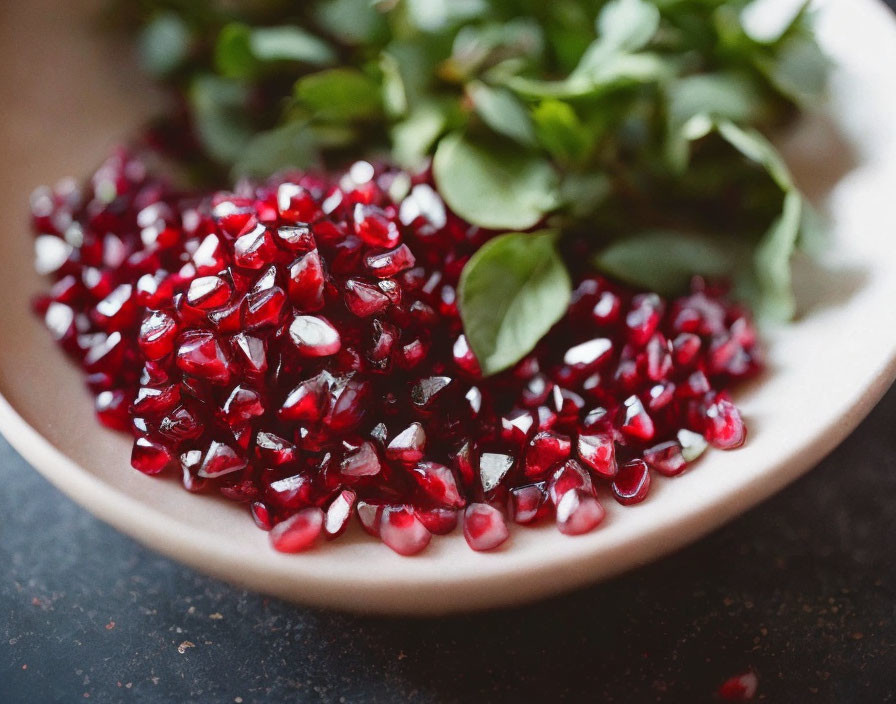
[510,482,549,524]
[643,441,687,476]
[196,441,247,478]
[549,459,593,505]
[463,503,509,551]
[524,431,571,479]
[555,489,605,535]
[340,440,382,477]
[479,452,514,493]
[619,395,655,441]
[131,437,172,475]
[379,506,431,555]
[325,489,356,538]
[357,501,384,537]
[415,507,458,535]
[176,331,232,385]
[704,393,746,449]
[353,204,400,247]
[365,244,416,278]
[250,501,274,531]
[386,423,426,464]
[577,433,617,478]
[287,250,326,311]
[269,508,324,553]
[717,671,759,701]
[410,461,465,508]
[611,459,651,505]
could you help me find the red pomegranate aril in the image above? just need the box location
[250,501,274,531]
[277,183,321,222]
[524,431,572,479]
[33,154,761,556]
[555,489,605,535]
[353,203,400,247]
[611,459,651,505]
[186,275,231,309]
[176,331,232,384]
[463,503,509,551]
[131,437,172,475]
[563,338,613,369]
[324,489,356,539]
[344,278,391,317]
[233,223,276,269]
[244,286,286,330]
[704,393,746,449]
[340,440,381,477]
[131,384,180,417]
[365,244,416,278]
[269,508,324,553]
[288,315,341,356]
[287,249,326,311]
[221,385,264,424]
[479,452,514,493]
[415,507,458,535]
[510,482,549,524]
[716,671,759,701]
[196,440,247,478]
[357,501,384,537]
[379,506,431,555]
[592,291,621,325]
[619,395,655,441]
[577,433,617,478]
[386,423,426,464]
[138,311,178,360]
[95,390,131,431]
[644,441,688,476]
[626,293,663,346]
[549,459,593,506]
[410,461,465,508]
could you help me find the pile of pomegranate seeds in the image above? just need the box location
[31,150,761,555]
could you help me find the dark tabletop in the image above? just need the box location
[4,4,896,702]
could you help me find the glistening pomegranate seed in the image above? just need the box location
[31,150,762,555]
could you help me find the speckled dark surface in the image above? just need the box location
[4,5,896,702]
[1,379,894,703]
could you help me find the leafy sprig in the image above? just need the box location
[120,0,828,374]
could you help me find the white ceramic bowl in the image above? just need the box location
[1,0,894,614]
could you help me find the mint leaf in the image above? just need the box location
[190,75,253,164]
[295,69,383,122]
[532,100,595,164]
[432,132,559,230]
[232,121,317,179]
[459,231,571,376]
[594,230,737,296]
[139,13,191,78]
[597,0,661,54]
[391,101,451,169]
[216,24,335,79]
[753,190,802,320]
[467,81,537,147]
[717,120,793,190]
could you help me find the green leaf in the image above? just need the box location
[459,231,571,376]
[507,52,668,99]
[596,0,661,54]
[716,120,793,190]
[216,23,336,79]
[432,132,560,230]
[467,81,537,147]
[558,172,611,217]
[314,0,387,45]
[531,100,595,164]
[190,75,253,165]
[753,190,802,320]
[668,74,760,130]
[391,102,450,169]
[760,34,828,105]
[406,0,487,33]
[380,52,409,118]
[593,230,737,296]
[231,121,317,179]
[138,13,191,78]
[294,69,383,122]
